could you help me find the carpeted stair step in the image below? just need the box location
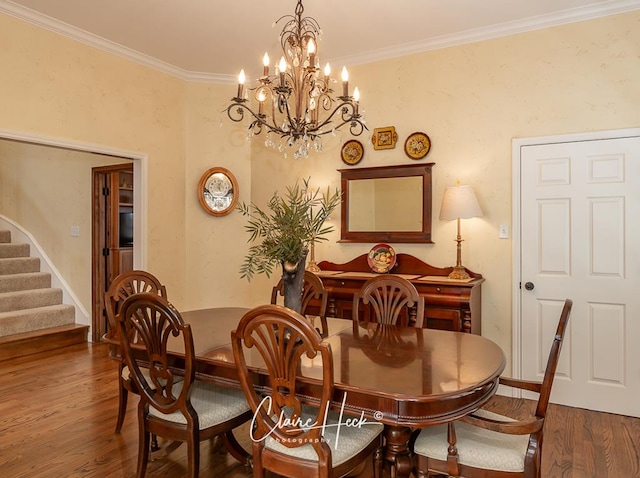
[0,288,63,313]
[0,304,75,336]
[0,272,52,293]
[0,257,41,275]
[0,242,30,258]
[0,229,84,354]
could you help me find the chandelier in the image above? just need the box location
[225,0,366,159]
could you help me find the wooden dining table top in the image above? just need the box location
[177,306,506,428]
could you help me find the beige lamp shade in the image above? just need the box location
[439,185,483,221]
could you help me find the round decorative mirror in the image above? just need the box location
[197,167,238,216]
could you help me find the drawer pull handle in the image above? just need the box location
[436,287,441,292]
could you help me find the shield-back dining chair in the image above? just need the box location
[117,292,252,478]
[104,270,168,434]
[271,270,329,336]
[232,304,384,478]
[412,298,573,478]
[352,274,425,327]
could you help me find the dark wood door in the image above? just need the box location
[91,163,133,342]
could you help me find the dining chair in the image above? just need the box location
[412,298,573,478]
[104,270,168,434]
[232,304,385,478]
[271,269,329,336]
[352,274,425,327]
[117,292,252,478]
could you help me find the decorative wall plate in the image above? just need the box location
[404,132,431,160]
[367,243,396,273]
[197,167,238,216]
[341,139,364,165]
[371,126,398,150]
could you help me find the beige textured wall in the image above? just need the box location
[183,82,254,310]
[248,11,640,371]
[0,139,129,309]
[0,13,188,308]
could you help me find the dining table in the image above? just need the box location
[167,306,506,478]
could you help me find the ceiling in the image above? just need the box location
[2,0,639,82]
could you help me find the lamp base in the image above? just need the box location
[448,265,470,280]
[306,241,321,273]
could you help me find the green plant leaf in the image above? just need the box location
[237,178,340,280]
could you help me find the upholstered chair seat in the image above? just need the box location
[147,380,250,428]
[413,409,529,473]
[263,405,384,467]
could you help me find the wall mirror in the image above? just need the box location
[198,167,238,216]
[340,163,434,243]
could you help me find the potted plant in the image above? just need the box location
[238,178,340,313]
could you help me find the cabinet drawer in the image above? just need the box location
[414,283,464,296]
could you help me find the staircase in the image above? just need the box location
[0,230,88,360]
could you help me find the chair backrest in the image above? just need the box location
[535,298,573,419]
[117,292,195,415]
[232,304,334,457]
[104,270,168,342]
[270,270,329,335]
[352,274,425,327]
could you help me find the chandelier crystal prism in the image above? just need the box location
[225,0,366,159]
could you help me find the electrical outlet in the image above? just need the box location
[70,226,80,237]
[499,224,509,239]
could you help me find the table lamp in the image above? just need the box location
[439,184,483,280]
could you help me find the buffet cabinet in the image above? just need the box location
[316,253,484,334]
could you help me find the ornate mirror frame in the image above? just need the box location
[197,167,239,216]
[339,163,434,243]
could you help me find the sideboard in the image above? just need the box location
[316,253,484,334]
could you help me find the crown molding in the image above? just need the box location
[1,0,639,83]
[330,0,640,67]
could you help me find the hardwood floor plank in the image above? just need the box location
[1,343,639,477]
[545,399,576,477]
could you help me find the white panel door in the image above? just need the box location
[520,135,640,417]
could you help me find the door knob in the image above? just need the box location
[524,282,535,291]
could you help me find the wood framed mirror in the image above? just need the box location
[197,167,238,216]
[339,163,434,243]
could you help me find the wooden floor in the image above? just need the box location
[1,343,639,478]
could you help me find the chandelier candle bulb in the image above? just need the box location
[341,67,349,97]
[237,69,246,99]
[257,89,267,115]
[353,87,360,114]
[323,63,331,83]
[262,52,270,76]
[307,38,316,68]
[278,56,287,86]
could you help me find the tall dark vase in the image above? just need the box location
[280,249,308,314]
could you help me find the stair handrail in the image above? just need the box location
[0,214,90,334]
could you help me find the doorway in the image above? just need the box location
[0,128,146,340]
[513,129,640,417]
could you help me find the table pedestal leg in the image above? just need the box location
[383,425,413,478]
